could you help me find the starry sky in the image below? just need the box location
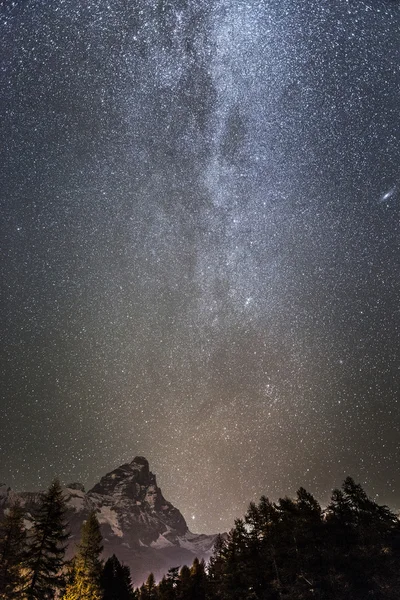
[1,0,400,533]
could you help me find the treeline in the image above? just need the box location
[204,477,400,600]
[140,476,400,600]
[1,477,400,599]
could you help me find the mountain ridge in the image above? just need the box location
[0,456,221,585]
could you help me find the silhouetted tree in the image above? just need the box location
[190,557,206,600]
[325,476,399,599]
[138,583,148,600]
[207,534,226,600]
[0,501,26,599]
[101,553,134,600]
[221,519,251,600]
[158,567,179,600]
[177,565,191,600]
[139,477,400,600]
[24,479,68,600]
[139,572,157,600]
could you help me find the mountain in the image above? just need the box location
[0,457,221,585]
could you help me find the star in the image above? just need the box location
[1,0,399,533]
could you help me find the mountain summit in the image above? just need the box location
[0,457,220,585]
[87,456,188,544]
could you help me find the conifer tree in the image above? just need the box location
[207,534,226,600]
[325,477,399,599]
[145,572,158,600]
[122,564,135,598]
[24,479,68,600]
[138,582,148,600]
[0,502,26,599]
[189,558,206,600]
[138,572,157,600]
[244,501,275,598]
[158,567,179,600]
[177,565,191,600]
[63,510,103,600]
[222,520,250,600]
[157,577,172,600]
[101,554,134,600]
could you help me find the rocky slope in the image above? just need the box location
[0,457,220,585]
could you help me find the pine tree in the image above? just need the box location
[0,502,26,599]
[121,563,135,599]
[292,487,324,596]
[101,554,134,600]
[63,510,103,600]
[24,479,68,600]
[207,535,226,600]
[144,572,158,600]
[158,567,179,600]
[221,520,251,600]
[138,573,157,600]
[158,577,172,600]
[139,582,148,600]
[325,477,399,599]
[189,558,206,600]
[177,565,191,600]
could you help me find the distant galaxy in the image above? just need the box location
[1,0,399,532]
[380,186,397,203]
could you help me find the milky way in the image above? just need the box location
[1,0,400,532]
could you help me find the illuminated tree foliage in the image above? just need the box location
[63,510,103,600]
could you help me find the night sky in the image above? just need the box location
[1,0,400,533]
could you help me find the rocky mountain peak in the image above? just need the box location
[67,482,85,492]
[0,457,221,585]
[131,456,149,469]
[88,456,158,500]
[129,456,152,484]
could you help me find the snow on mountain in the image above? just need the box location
[0,456,222,585]
[150,534,175,549]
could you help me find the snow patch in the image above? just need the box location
[150,534,174,549]
[177,532,217,554]
[98,506,123,537]
[66,489,85,512]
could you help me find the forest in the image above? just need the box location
[1,476,400,599]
